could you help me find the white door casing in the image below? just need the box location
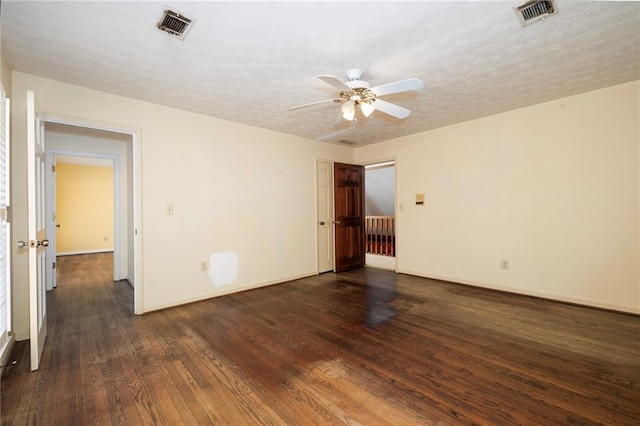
[26,90,48,371]
[316,160,334,273]
[46,155,57,290]
[43,117,142,315]
[45,150,121,289]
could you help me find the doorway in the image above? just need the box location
[316,160,334,273]
[43,121,140,313]
[316,160,366,273]
[52,153,116,285]
[364,161,396,271]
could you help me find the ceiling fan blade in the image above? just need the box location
[288,98,342,111]
[371,99,411,119]
[370,78,423,97]
[318,75,352,92]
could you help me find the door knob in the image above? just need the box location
[38,240,49,247]
[319,221,325,226]
[55,224,61,228]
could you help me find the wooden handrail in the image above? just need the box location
[365,216,395,257]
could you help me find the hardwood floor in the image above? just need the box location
[1,254,639,425]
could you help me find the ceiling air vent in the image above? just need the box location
[515,0,557,27]
[157,9,194,40]
[338,139,357,146]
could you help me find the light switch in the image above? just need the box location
[166,204,174,215]
[415,193,425,205]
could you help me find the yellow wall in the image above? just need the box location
[355,80,640,314]
[55,163,114,254]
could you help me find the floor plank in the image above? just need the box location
[1,253,639,425]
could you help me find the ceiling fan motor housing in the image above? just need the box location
[345,69,370,89]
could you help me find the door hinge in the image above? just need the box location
[52,262,56,270]
[52,165,56,172]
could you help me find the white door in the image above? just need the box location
[316,160,334,273]
[45,154,57,290]
[0,90,12,355]
[25,90,48,371]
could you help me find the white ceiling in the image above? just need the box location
[2,1,639,147]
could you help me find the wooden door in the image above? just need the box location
[26,90,48,371]
[333,162,365,272]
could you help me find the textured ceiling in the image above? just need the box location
[2,1,639,147]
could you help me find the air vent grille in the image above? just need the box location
[515,0,557,27]
[157,9,193,40]
[338,139,357,146]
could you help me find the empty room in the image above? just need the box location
[0,1,639,424]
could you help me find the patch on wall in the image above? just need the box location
[209,251,239,287]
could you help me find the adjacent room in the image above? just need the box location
[0,1,638,424]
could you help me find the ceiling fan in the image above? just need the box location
[289,69,423,122]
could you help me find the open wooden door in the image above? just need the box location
[333,162,365,272]
[25,90,48,371]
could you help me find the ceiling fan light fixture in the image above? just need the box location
[360,102,375,118]
[341,100,356,121]
[289,69,423,122]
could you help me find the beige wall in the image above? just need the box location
[355,80,640,313]
[10,69,639,340]
[55,163,114,254]
[11,72,353,338]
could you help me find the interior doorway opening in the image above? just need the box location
[364,161,396,271]
[44,122,137,312]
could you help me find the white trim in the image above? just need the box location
[362,157,399,273]
[397,268,640,315]
[0,335,14,377]
[315,159,335,274]
[46,149,120,282]
[57,249,114,256]
[144,272,317,313]
[41,114,143,315]
[13,329,29,342]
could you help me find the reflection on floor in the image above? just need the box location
[365,253,395,270]
[363,267,397,328]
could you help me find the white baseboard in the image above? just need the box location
[57,249,114,256]
[13,329,29,342]
[397,268,640,315]
[0,336,15,377]
[143,271,316,313]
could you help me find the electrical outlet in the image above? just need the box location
[501,260,509,270]
[200,261,209,272]
[166,204,174,216]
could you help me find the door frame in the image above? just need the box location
[363,158,399,272]
[41,115,143,315]
[315,159,335,273]
[45,150,120,288]
[316,157,400,273]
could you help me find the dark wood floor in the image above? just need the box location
[1,253,639,425]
